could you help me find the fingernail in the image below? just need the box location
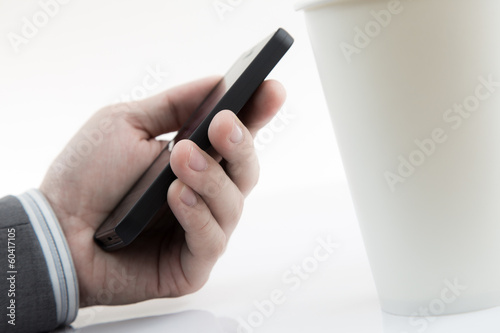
[179,186,197,207]
[230,121,243,144]
[188,146,208,171]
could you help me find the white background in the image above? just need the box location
[0,0,345,199]
[0,1,360,331]
[3,1,500,332]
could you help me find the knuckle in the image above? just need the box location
[108,102,135,117]
[229,142,257,176]
[202,171,228,199]
[206,230,227,259]
[195,211,214,237]
[248,162,260,191]
[230,192,245,223]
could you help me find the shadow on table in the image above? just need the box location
[382,306,500,333]
[53,310,240,333]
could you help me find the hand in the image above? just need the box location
[39,77,286,306]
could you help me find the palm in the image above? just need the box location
[42,111,193,305]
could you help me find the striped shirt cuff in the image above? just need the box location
[17,189,79,326]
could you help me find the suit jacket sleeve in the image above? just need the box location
[0,189,79,332]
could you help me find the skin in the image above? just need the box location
[39,76,286,307]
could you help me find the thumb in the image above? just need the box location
[118,76,222,138]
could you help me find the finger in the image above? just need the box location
[237,79,287,137]
[208,110,259,197]
[119,76,222,138]
[167,180,226,281]
[169,140,244,236]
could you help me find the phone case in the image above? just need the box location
[94,28,294,251]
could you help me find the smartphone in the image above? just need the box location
[94,28,294,251]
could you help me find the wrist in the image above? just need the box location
[17,189,80,325]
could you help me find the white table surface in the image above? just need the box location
[61,181,500,333]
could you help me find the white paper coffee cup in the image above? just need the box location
[298,0,500,316]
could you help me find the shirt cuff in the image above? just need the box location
[16,189,79,326]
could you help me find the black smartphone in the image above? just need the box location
[94,28,294,251]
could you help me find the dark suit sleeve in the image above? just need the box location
[0,190,79,332]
